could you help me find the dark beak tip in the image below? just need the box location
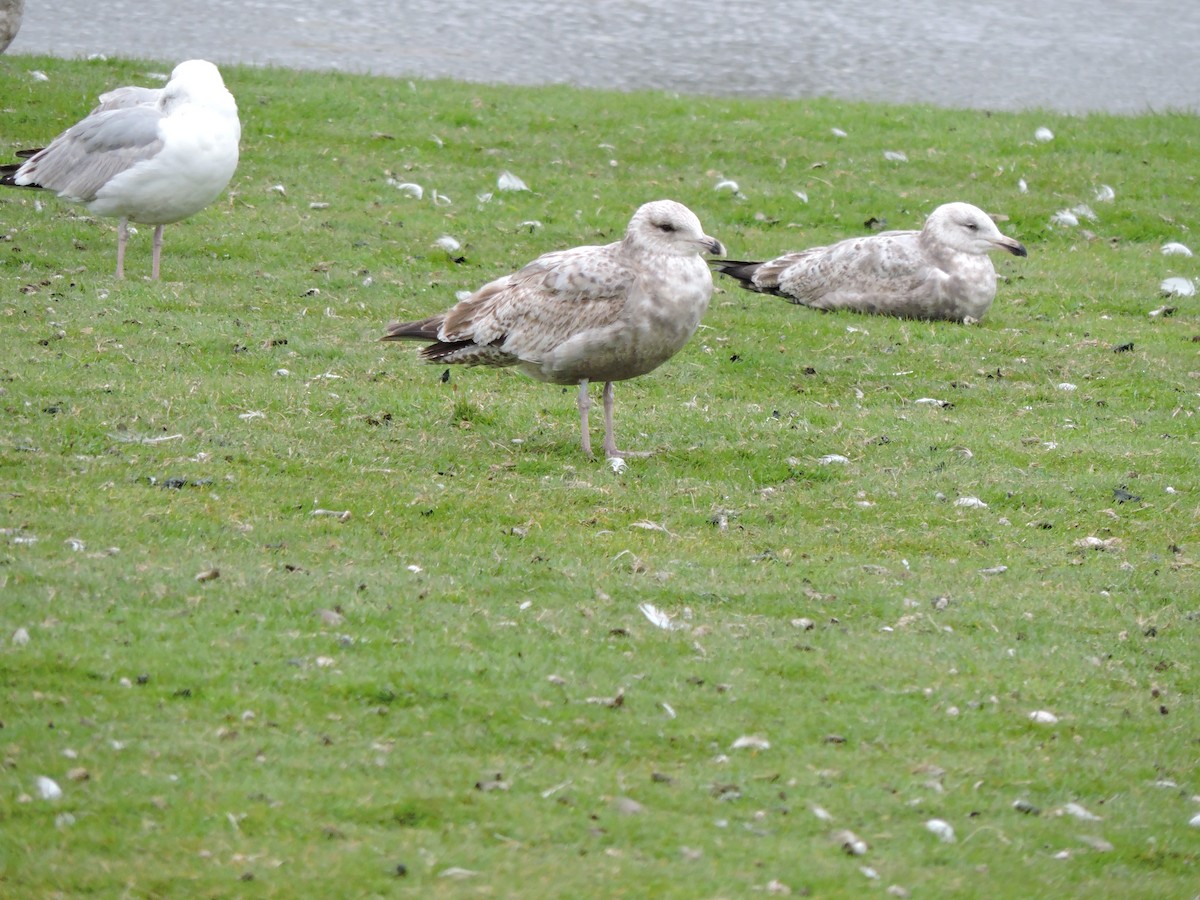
[1011,243,1029,258]
[708,238,727,256]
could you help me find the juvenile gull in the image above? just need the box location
[381,199,726,459]
[0,60,241,279]
[714,202,1026,323]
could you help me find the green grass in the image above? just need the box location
[2,55,1198,897]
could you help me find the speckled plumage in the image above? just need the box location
[714,202,1026,323]
[0,60,241,279]
[383,199,726,458]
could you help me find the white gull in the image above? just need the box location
[713,202,1027,323]
[382,200,725,459]
[1,59,241,279]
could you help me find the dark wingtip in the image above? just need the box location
[379,321,406,342]
[0,172,44,189]
[709,258,763,275]
[380,315,443,343]
[1,150,46,189]
[709,258,768,287]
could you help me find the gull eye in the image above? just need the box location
[964,221,978,231]
[656,221,677,233]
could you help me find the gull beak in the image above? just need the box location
[702,236,727,256]
[996,236,1028,257]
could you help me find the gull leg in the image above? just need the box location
[115,217,128,279]
[601,381,652,459]
[576,379,594,458]
[151,224,165,280]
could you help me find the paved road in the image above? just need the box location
[6,0,1199,114]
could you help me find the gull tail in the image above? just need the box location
[381,314,474,363]
[381,314,509,366]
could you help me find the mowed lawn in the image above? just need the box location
[1,56,1198,897]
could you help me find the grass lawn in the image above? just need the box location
[1,55,1198,897]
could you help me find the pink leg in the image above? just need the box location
[151,224,165,280]
[576,380,593,458]
[601,381,651,459]
[115,218,128,278]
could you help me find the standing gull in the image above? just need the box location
[713,202,1026,323]
[382,199,726,459]
[0,60,241,279]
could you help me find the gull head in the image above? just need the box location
[627,199,726,258]
[927,202,1027,258]
[161,60,237,114]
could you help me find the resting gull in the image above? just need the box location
[713,202,1026,323]
[0,59,241,279]
[381,199,726,459]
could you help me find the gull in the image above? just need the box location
[1,59,241,279]
[381,199,725,459]
[713,202,1027,323]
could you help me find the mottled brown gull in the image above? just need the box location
[0,60,241,279]
[714,202,1026,323]
[382,199,726,459]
